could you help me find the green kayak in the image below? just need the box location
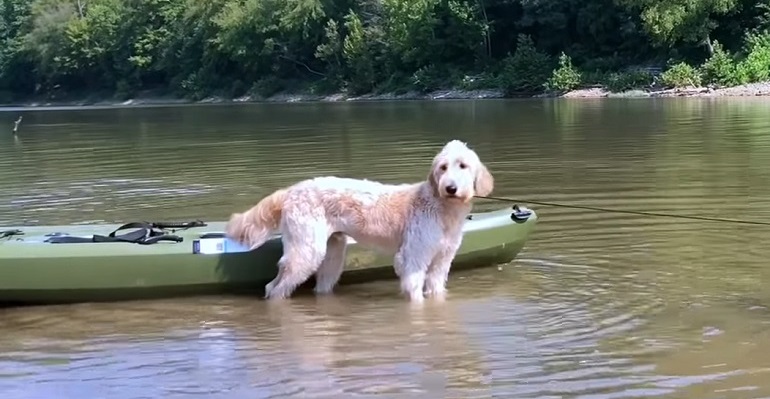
[0,205,537,305]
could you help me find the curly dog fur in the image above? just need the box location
[225,140,494,301]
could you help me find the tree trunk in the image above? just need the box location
[702,34,715,57]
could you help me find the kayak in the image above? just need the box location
[0,205,537,305]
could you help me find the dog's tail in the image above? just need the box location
[225,188,288,250]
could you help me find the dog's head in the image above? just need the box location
[428,140,494,202]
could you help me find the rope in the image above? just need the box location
[475,195,770,226]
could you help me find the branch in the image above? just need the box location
[76,0,85,18]
[13,116,22,134]
[279,55,326,77]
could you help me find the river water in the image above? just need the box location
[1,98,770,398]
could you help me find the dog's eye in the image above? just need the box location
[440,164,448,171]
[459,163,467,169]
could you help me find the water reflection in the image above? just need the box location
[0,292,490,398]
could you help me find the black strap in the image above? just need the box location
[1,229,23,239]
[200,232,225,239]
[140,234,184,245]
[151,220,207,230]
[46,222,184,245]
[108,222,153,238]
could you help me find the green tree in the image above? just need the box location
[0,0,35,96]
[1,0,770,101]
[616,0,739,56]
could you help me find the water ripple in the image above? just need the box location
[2,99,770,398]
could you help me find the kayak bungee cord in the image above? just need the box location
[475,195,770,226]
[0,229,23,239]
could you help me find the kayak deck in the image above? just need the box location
[0,206,538,304]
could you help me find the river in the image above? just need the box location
[1,98,770,398]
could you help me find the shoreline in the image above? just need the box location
[3,81,770,109]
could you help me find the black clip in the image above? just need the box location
[511,205,533,223]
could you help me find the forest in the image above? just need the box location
[1,0,769,102]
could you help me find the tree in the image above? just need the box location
[616,0,740,56]
[0,0,35,95]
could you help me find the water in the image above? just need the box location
[1,98,770,398]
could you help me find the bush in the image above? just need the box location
[250,76,285,98]
[734,31,770,84]
[457,71,499,90]
[579,70,610,86]
[603,70,654,93]
[545,52,581,93]
[373,72,412,95]
[497,34,553,94]
[411,64,445,93]
[660,62,702,88]
[178,71,208,101]
[114,79,135,100]
[700,41,739,87]
[308,78,342,95]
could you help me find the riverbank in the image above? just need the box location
[561,81,770,98]
[3,81,770,109]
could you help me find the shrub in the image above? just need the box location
[411,64,445,93]
[250,76,285,98]
[700,41,739,87]
[545,52,581,93]
[579,70,610,86]
[660,62,702,88]
[602,70,654,93]
[308,78,342,95]
[178,71,208,101]
[734,31,770,84]
[457,71,499,90]
[497,34,553,94]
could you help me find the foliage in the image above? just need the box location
[660,62,702,87]
[0,0,770,100]
[412,64,445,93]
[733,31,770,83]
[498,34,553,94]
[545,52,582,93]
[696,32,770,86]
[615,0,739,46]
[603,70,655,92]
[699,40,738,86]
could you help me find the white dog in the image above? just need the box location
[225,140,494,301]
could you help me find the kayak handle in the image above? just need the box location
[511,205,533,223]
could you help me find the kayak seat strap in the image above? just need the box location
[46,222,183,244]
[1,229,23,239]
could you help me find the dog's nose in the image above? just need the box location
[445,185,457,195]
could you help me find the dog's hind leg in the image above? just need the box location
[265,221,329,300]
[314,232,348,295]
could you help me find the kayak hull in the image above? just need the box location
[0,206,537,305]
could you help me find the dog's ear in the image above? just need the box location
[428,166,440,196]
[474,162,494,197]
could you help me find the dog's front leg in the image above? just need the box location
[394,224,439,302]
[424,236,462,298]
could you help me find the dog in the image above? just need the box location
[225,140,494,302]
